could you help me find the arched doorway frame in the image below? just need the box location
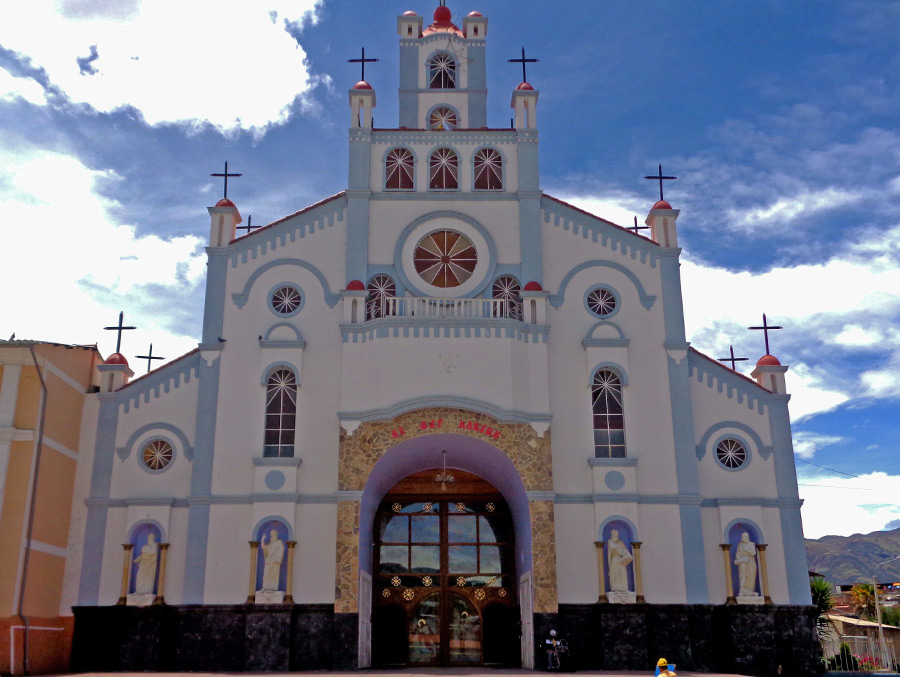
[357,432,534,668]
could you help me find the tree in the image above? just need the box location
[810,577,835,639]
[881,606,900,628]
[850,583,877,620]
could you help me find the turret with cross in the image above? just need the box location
[643,163,680,247]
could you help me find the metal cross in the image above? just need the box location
[749,313,783,355]
[643,163,677,202]
[210,161,242,200]
[508,47,539,83]
[628,215,650,236]
[235,214,260,236]
[103,311,136,354]
[718,346,749,371]
[136,343,165,374]
[348,47,379,82]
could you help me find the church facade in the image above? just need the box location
[62,6,819,674]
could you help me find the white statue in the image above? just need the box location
[607,529,634,592]
[734,532,758,596]
[260,529,285,591]
[133,532,159,595]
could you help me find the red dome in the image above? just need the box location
[516,82,534,91]
[523,281,543,292]
[757,354,782,367]
[346,280,366,291]
[433,6,452,22]
[353,80,372,90]
[215,198,237,208]
[652,199,672,210]
[105,352,129,366]
[467,11,483,17]
[403,10,418,15]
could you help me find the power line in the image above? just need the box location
[798,484,876,491]
[794,456,862,479]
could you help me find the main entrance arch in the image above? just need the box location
[371,470,518,666]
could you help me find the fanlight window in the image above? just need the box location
[592,370,626,458]
[474,148,503,190]
[429,53,456,89]
[414,230,477,288]
[430,106,458,131]
[366,274,397,320]
[385,148,414,190]
[491,275,521,320]
[716,438,748,469]
[429,148,458,190]
[264,369,296,458]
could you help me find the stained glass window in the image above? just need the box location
[474,148,502,190]
[491,275,521,320]
[366,274,397,320]
[592,369,626,458]
[429,147,458,190]
[142,439,173,471]
[264,369,296,458]
[385,148,414,190]
[429,53,456,89]
[414,230,477,288]
[429,107,457,130]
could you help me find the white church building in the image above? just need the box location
[62,5,819,675]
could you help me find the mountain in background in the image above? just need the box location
[806,527,900,584]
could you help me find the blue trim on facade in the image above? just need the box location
[695,421,772,461]
[118,422,193,462]
[262,323,304,342]
[120,351,200,413]
[127,518,168,543]
[338,395,551,425]
[266,282,305,318]
[550,260,657,310]
[723,517,763,543]
[519,198,542,286]
[598,514,639,540]
[261,360,301,386]
[711,432,754,472]
[264,470,286,491]
[687,350,769,414]
[589,361,629,386]
[232,258,340,309]
[466,44,487,127]
[252,514,294,540]
[202,250,228,344]
[340,319,548,343]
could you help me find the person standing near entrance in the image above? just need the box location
[655,657,676,676]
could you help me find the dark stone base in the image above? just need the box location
[539,603,821,677]
[71,604,357,672]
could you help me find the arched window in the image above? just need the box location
[474,148,503,190]
[385,148,414,190]
[592,370,625,458]
[491,275,521,320]
[264,369,296,457]
[429,54,456,89]
[429,148,458,190]
[366,274,397,320]
[430,106,458,130]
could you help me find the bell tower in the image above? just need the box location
[397,6,488,129]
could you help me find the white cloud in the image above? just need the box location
[0,66,47,106]
[800,472,900,539]
[792,432,844,460]
[0,0,324,134]
[834,324,884,348]
[0,140,203,363]
[728,187,866,230]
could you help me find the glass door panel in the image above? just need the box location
[448,592,481,665]
[408,592,441,665]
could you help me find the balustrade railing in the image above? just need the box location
[366,296,522,322]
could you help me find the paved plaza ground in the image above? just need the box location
[58,671,752,677]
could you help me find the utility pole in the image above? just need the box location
[873,555,900,669]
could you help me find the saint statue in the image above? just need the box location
[260,528,285,591]
[607,529,634,592]
[133,532,159,595]
[734,532,758,596]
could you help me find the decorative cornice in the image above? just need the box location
[340,319,549,343]
[338,395,552,426]
[687,350,771,414]
[371,129,517,145]
[119,351,201,414]
[588,457,638,468]
[252,457,303,467]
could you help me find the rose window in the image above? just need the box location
[429,147,458,190]
[430,107,457,131]
[142,439,173,471]
[587,287,617,317]
[271,286,302,315]
[716,439,747,469]
[413,230,477,288]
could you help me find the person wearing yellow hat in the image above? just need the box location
[655,657,676,676]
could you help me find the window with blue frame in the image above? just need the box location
[264,369,296,457]
[592,370,626,457]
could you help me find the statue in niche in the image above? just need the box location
[607,529,634,592]
[260,528,285,591]
[734,532,758,596]
[133,532,159,595]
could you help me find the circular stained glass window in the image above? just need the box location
[586,287,617,317]
[142,439,173,471]
[413,230,477,288]
[430,106,458,130]
[271,285,302,315]
[716,438,747,469]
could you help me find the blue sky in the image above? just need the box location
[1,0,898,538]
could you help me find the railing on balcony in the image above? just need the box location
[366,296,523,322]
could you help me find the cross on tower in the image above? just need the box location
[348,46,379,82]
[136,343,165,374]
[508,47,539,83]
[628,215,650,236]
[718,345,749,371]
[210,161,242,200]
[643,163,677,202]
[103,311,136,354]
[749,313,783,355]
[236,214,260,236]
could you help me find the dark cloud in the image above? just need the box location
[76,45,99,76]
[886,519,900,531]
